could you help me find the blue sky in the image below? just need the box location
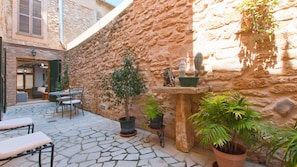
[105,0,123,6]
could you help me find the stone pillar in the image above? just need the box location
[152,86,210,152]
[175,94,194,152]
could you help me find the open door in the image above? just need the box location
[0,37,6,120]
[49,60,61,101]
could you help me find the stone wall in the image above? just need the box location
[0,0,4,37]
[63,0,97,44]
[66,0,297,142]
[66,0,193,140]
[192,0,297,126]
[1,0,110,49]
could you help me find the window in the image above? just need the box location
[17,68,34,91]
[18,0,42,36]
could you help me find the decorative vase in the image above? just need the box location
[178,76,199,87]
[212,143,247,167]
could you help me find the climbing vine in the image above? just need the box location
[237,0,278,43]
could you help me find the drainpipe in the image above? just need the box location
[59,0,65,48]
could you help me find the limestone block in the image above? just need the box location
[270,84,297,94]
[273,98,296,116]
[233,78,269,89]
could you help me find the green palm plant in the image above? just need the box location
[140,94,166,129]
[142,94,164,119]
[268,125,297,167]
[189,91,268,154]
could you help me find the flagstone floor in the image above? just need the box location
[0,101,265,167]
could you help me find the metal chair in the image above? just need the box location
[62,87,84,119]
[55,93,72,113]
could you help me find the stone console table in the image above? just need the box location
[152,86,210,152]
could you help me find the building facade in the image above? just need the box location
[1,0,113,106]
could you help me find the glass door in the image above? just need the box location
[17,67,34,93]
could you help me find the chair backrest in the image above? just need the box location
[70,87,84,101]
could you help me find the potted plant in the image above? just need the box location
[267,123,297,167]
[178,52,203,87]
[99,48,146,136]
[189,91,268,167]
[141,94,165,129]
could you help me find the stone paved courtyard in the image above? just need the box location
[0,101,264,167]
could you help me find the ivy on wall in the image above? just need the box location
[237,0,278,43]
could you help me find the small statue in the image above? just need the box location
[185,52,195,76]
[179,59,186,77]
[163,67,175,87]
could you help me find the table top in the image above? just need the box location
[152,86,210,94]
[49,90,82,96]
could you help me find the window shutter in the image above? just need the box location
[18,0,42,36]
[19,0,30,34]
[32,0,41,36]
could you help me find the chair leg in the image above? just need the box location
[70,104,72,119]
[28,125,31,134]
[38,148,42,167]
[50,143,54,167]
[28,124,34,134]
[62,105,64,118]
[81,104,84,116]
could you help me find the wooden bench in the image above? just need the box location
[0,131,54,167]
[0,117,34,134]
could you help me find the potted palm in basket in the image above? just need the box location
[189,91,268,167]
[141,94,165,129]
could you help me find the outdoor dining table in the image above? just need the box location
[48,90,82,96]
[49,89,83,118]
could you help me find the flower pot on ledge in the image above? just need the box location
[178,76,199,87]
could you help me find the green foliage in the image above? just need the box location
[268,126,297,167]
[55,64,69,91]
[189,91,268,154]
[142,94,164,120]
[237,0,278,43]
[60,64,69,90]
[55,81,63,91]
[99,48,146,120]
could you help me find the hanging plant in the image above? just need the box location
[237,0,278,43]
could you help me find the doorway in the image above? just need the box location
[17,59,49,99]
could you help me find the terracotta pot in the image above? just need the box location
[212,143,247,167]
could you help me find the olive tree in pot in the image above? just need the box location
[189,91,269,167]
[99,48,146,136]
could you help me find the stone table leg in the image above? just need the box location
[175,94,194,152]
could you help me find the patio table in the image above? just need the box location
[48,90,81,96]
[49,90,83,118]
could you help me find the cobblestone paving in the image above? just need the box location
[0,101,264,167]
